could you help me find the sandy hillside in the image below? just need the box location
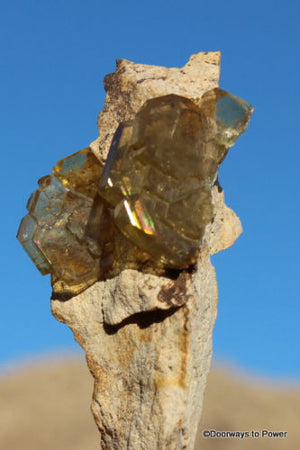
[0,356,299,450]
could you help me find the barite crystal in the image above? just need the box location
[17,89,253,296]
[17,148,108,295]
[99,89,253,268]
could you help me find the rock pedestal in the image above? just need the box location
[51,52,244,449]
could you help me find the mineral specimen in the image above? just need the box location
[17,148,108,295]
[17,89,253,296]
[99,89,253,268]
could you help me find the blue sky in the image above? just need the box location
[1,0,299,380]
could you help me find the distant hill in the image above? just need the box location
[196,366,300,449]
[0,357,299,449]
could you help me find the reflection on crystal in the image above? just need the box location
[216,93,252,127]
[17,89,253,297]
[60,152,88,174]
[17,214,51,275]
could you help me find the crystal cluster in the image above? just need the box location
[17,88,253,296]
[17,148,108,294]
[99,89,253,267]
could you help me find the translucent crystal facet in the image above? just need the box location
[99,89,253,268]
[17,214,51,275]
[17,148,106,295]
[17,89,253,296]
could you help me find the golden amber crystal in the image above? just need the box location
[17,89,253,296]
[17,148,109,296]
[99,90,253,268]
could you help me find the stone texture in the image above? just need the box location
[52,257,217,449]
[90,52,221,162]
[51,52,251,449]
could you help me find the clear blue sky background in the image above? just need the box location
[1,0,299,380]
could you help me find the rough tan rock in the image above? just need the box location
[90,52,221,162]
[52,257,218,449]
[51,52,245,449]
[208,186,243,256]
